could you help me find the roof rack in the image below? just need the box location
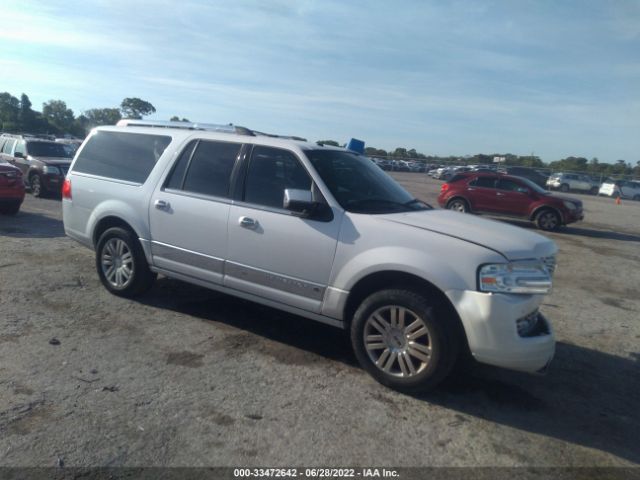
[116,119,307,142]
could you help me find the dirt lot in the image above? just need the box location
[0,174,639,468]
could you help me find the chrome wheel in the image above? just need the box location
[31,175,42,197]
[538,211,559,230]
[447,200,467,213]
[101,238,134,289]
[363,306,432,378]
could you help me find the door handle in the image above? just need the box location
[154,199,170,210]
[239,216,258,229]
[467,187,475,191]
[496,192,505,196]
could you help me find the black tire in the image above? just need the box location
[559,184,569,192]
[590,187,599,195]
[30,173,45,198]
[633,195,640,201]
[535,208,561,231]
[95,227,156,297]
[446,198,469,213]
[350,289,459,392]
[0,203,20,215]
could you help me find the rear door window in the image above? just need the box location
[469,177,497,188]
[497,178,528,193]
[73,131,171,183]
[2,139,15,154]
[181,140,241,198]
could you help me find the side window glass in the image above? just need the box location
[244,146,311,209]
[165,140,197,190]
[182,140,240,198]
[2,139,15,154]
[497,179,527,193]
[470,177,496,188]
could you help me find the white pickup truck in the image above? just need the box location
[62,120,557,391]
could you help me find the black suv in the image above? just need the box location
[0,134,73,197]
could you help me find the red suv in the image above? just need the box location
[437,172,583,231]
[0,160,25,215]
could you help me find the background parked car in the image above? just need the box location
[499,166,549,188]
[0,159,25,215]
[546,172,600,194]
[0,134,73,197]
[437,172,584,231]
[598,178,640,200]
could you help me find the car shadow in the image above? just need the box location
[0,210,65,238]
[497,218,640,243]
[138,278,639,464]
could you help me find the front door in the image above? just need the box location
[225,145,341,313]
[149,139,242,284]
[493,178,532,217]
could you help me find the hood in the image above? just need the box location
[29,156,72,166]
[381,209,557,261]
[0,162,20,173]
[545,193,582,206]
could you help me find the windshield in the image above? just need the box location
[27,141,70,158]
[306,149,430,214]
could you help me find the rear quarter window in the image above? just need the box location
[72,131,171,183]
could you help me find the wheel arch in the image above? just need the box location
[445,195,471,211]
[342,270,470,356]
[530,205,564,224]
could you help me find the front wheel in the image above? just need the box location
[351,289,459,392]
[535,209,561,231]
[96,227,156,297]
[30,174,45,197]
[559,184,569,192]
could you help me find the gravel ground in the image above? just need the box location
[0,174,638,468]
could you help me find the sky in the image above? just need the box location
[1,0,639,163]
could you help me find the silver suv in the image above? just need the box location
[546,172,600,194]
[63,120,557,391]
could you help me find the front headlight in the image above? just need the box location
[478,261,552,294]
[563,201,577,210]
[43,165,61,175]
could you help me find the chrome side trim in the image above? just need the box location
[150,241,224,273]
[225,261,325,301]
[150,266,344,329]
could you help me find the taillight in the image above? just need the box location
[62,178,72,199]
[440,183,450,192]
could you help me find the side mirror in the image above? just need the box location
[283,188,316,216]
[14,152,24,158]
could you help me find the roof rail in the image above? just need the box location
[116,119,256,136]
[116,119,307,142]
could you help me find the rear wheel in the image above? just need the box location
[351,289,459,392]
[560,184,569,192]
[633,195,640,201]
[446,198,469,213]
[590,187,599,195]
[535,209,561,231]
[30,173,45,197]
[96,227,156,297]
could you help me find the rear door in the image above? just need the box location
[225,145,341,313]
[494,178,532,216]
[149,139,243,285]
[466,176,498,212]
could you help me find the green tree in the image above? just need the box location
[84,108,122,126]
[0,92,20,131]
[170,116,190,122]
[316,140,340,147]
[18,93,37,131]
[120,97,156,119]
[42,100,75,132]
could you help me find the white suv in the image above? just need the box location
[62,120,557,391]
[546,172,600,194]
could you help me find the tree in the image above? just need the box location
[170,116,190,122]
[0,92,20,131]
[18,93,36,131]
[316,140,340,147]
[84,108,122,126]
[120,97,156,119]
[43,100,75,132]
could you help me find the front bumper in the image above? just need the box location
[446,289,555,373]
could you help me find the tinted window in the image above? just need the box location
[73,131,171,183]
[165,140,197,190]
[497,179,528,193]
[469,177,497,188]
[182,140,240,197]
[244,146,311,209]
[26,141,68,157]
